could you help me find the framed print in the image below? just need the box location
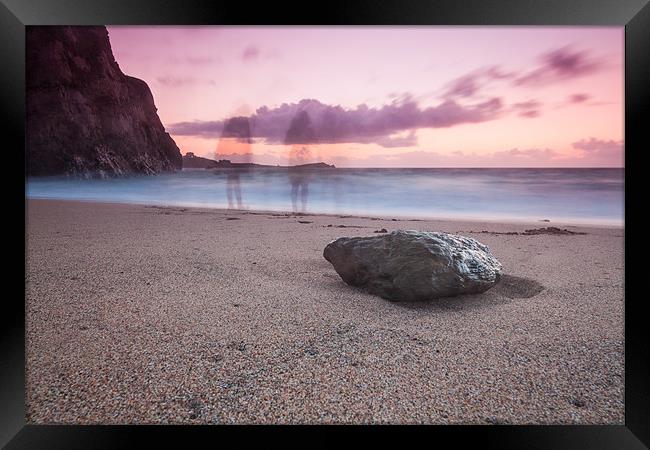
[2,0,648,447]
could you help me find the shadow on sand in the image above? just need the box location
[394,274,546,311]
[320,271,546,312]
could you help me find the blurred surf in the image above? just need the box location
[26,167,624,226]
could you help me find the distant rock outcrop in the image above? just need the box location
[323,230,502,301]
[292,162,336,170]
[182,155,336,170]
[182,153,219,169]
[26,26,182,176]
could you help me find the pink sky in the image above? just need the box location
[107,26,624,167]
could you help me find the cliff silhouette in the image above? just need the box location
[26,26,182,176]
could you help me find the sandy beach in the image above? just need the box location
[25,199,624,424]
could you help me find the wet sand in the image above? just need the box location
[25,199,624,424]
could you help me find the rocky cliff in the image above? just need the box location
[26,26,182,176]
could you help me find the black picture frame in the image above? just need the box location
[3,0,648,447]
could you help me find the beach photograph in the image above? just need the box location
[25,25,624,424]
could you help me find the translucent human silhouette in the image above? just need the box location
[215,116,253,209]
[284,110,317,213]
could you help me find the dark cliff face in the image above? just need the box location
[26,26,183,176]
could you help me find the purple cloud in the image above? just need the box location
[497,148,558,159]
[443,72,483,98]
[519,110,540,118]
[439,46,604,103]
[512,100,541,118]
[168,96,504,147]
[374,130,419,148]
[515,46,602,86]
[568,93,591,104]
[242,46,260,62]
[443,66,514,99]
[572,138,623,156]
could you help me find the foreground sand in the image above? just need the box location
[25,199,624,424]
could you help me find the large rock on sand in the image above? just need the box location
[323,230,502,301]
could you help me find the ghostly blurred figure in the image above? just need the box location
[284,111,317,213]
[215,117,253,209]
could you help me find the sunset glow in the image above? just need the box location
[107,26,624,167]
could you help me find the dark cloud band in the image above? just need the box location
[168,96,503,147]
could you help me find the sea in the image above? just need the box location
[26,168,624,226]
